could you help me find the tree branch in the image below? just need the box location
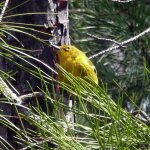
[0,0,9,23]
[86,33,126,48]
[111,0,136,3]
[89,27,150,59]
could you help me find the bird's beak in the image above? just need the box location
[50,43,61,54]
[51,44,61,50]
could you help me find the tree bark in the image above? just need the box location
[0,0,69,149]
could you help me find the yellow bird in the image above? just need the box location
[56,45,98,85]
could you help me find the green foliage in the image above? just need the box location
[1,67,150,149]
[0,0,150,149]
[69,0,150,113]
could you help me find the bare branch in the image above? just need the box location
[111,0,136,3]
[0,76,73,118]
[0,76,44,105]
[89,27,150,59]
[86,33,126,48]
[20,140,58,150]
[0,0,9,22]
[0,77,33,116]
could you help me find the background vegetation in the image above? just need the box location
[69,0,150,113]
[0,0,150,149]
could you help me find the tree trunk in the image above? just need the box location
[0,0,69,149]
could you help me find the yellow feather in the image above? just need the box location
[57,45,98,85]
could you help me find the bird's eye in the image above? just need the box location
[92,65,97,74]
[94,68,97,74]
[67,47,70,49]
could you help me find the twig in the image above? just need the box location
[0,76,45,105]
[132,110,148,120]
[132,110,150,126]
[0,77,19,102]
[69,9,86,13]
[0,75,75,118]
[20,139,58,150]
[86,33,126,48]
[89,27,150,59]
[0,77,32,116]
[111,0,136,3]
[0,0,9,22]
